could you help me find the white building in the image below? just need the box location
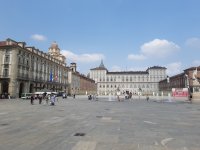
[90,61,167,96]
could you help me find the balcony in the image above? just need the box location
[17,74,29,81]
[0,74,10,79]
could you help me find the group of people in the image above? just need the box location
[117,91,133,101]
[30,93,57,106]
[0,93,11,99]
[88,94,98,100]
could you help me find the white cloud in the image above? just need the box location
[186,37,200,49]
[128,39,180,61]
[166,62,182,76]
[61,50,105,63]
[141,39,180,58]
[31,34,47,41]
[128,54,146,60]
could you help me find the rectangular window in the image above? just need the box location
[4,55,10,63]
[3,69,9,77]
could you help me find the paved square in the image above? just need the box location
[0,96,200,150]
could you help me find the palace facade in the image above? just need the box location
[90,61,167,95]
[0,38,96,98]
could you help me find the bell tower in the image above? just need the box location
[48,41,66,64]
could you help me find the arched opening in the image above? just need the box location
[1,81,9,97]
[19,82,24,98]
[52,86,55,91]
[29,83,34,93]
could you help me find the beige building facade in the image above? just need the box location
[0,38,69,98]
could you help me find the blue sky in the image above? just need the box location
[1,0,200,76]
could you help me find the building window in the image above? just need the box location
[3,68,9,77]
[4,55,10,63]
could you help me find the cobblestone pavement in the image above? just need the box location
[0,96,200,150]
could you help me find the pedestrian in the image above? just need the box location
[88,94,92,100]
[189,94,192,103]
[38,95,42,104]
[117,91,120,102]
[146,95,149,102]
[46,94,50,105]
[50,93,56,106]
[30,94,34,105]
[73,94,76,99]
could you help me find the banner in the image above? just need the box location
[172,88,188,97]
[50,71,53,81]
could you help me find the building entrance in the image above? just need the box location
[29,83,34,93]
[1,81,9,98]
[19,82,24,98]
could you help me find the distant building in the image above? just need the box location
[89,60,167,95]
[159,66,200,97]
[68,63,97,95]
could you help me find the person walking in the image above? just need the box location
[38,95,42,104]
[146,95,149,102]
[73,94,76,99]
[46,94,50,105]
[50,94,56,106]
[117,90,121,102]
[30,94,34,105]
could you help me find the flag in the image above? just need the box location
[55,74,58,81]
[50,71,53,82]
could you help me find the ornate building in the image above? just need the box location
[0,38,97,98]
[90,60,167,95]
[48,41,66,63]
[0,38,68,98]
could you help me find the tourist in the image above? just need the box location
[50,93,56,105]
[38,95,42,104]
[30,94,34,105]
[117,90,121,101]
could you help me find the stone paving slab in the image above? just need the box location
[0,96,200,150]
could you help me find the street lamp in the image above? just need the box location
[185,74,190,100]
[167,76,171,101]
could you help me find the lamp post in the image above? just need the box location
[185,74,190,100]
[167,76,171,102]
